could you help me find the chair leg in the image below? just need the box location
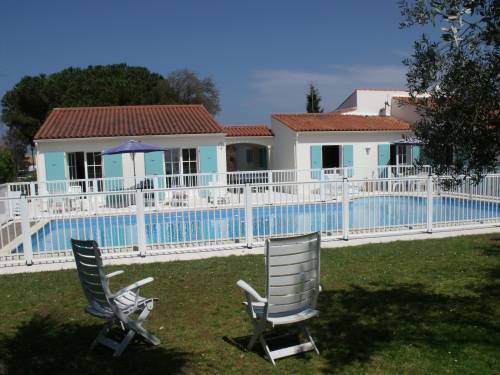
[302,324,320,355]
[259,333,276,366]
[133,300,161,346]
[247,319,266,350]
[113,329,136,357]
[89,320,114,353]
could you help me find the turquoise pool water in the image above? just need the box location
[23,196,499,252]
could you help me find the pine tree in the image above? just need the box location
[306,84,323,113]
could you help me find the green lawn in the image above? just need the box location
[0,234,499,375]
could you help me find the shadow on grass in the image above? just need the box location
[313,281,500,374]
[223,329,309,363]
[0,314,189,375]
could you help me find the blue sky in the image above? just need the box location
[0,0,427,125]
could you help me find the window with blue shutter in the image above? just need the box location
[310,145,322,179]
[378,144,391,177]
[199,144,218,188]
[412,145,421,164]
[103,154,123,190]
[342,145,354,177]
[145,151,166,191]
[44,152,66,193]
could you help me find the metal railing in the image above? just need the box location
[2,165,432,197]
[1,172,497,271]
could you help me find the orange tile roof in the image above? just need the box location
[224,124,273,137]
[35,104,224,140]
[272,113,411,132]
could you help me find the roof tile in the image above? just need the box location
[272,113,411,132]
[224,124,273,137]
[35,104,224,140]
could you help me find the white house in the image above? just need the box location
[33,88,423,189]
[35,105,228,188]
[271,112,417,179]
[34,105,277,190]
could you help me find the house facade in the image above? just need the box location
[271,112,417,179]
[35,105,227,189]
[33,89,423,189]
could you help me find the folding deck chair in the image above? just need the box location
[71,239,160,357]
[237,232,322,365]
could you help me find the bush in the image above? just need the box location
[0,147,17,183]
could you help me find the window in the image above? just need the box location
[182,148,197,174]
[390,145,412,166]
[67,152,85,180]
[165,149,181,175]
[322,145,342,169]
[66,151,103,191]
[164,148,198,186]
[397,145,411,165]
[86,152,102,179]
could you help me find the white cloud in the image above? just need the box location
[248,64,407,113]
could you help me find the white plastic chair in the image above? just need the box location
[71,239,160,356]
[237,232,322,365]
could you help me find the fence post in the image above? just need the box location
[244,184,253,248]
[426,174,433,233]
[342,177,350,240]
[320,170,326,201]
[153,176,159,207]
[20,195,33,265]
[29,182,35,196]
[136,190,147,257]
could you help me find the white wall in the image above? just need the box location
[271,117,297,170]
[35,134,227,182]
[349,90,410,116]
[296,130,413,179]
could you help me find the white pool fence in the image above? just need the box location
[0,171,498,271]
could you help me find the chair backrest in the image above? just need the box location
[265,232,321,316]
[71,239,113,313]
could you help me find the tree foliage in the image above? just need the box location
[166,69,220,115]
[0,146,17,183]
[306,84,324,113]
[1,64,221,162]
[399,0,499,180]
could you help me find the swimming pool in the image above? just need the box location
[23,195,499,253]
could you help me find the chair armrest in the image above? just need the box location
[112,277,154,298]
[237,280,266,303]
[319,285,323,293]
[106,270,124,279]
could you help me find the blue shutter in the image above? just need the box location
[310,145,322,179]
[412,145,421,163]
[145,151,165,191]
[44,152,66,193]
[104,154,123,190]
[343,145,354,177]
[378,144,391,177]
[145,151,164,176]
[199,145,218,186]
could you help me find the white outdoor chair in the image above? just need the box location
[71,239,160,357]
[237,232,322,365]
[207,180,228,205]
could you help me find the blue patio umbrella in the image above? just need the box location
[102,140,165,178]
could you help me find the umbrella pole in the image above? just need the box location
[132,153,136,182]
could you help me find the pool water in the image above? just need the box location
[23,196,499,252]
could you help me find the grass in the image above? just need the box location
[0,233,499,374]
